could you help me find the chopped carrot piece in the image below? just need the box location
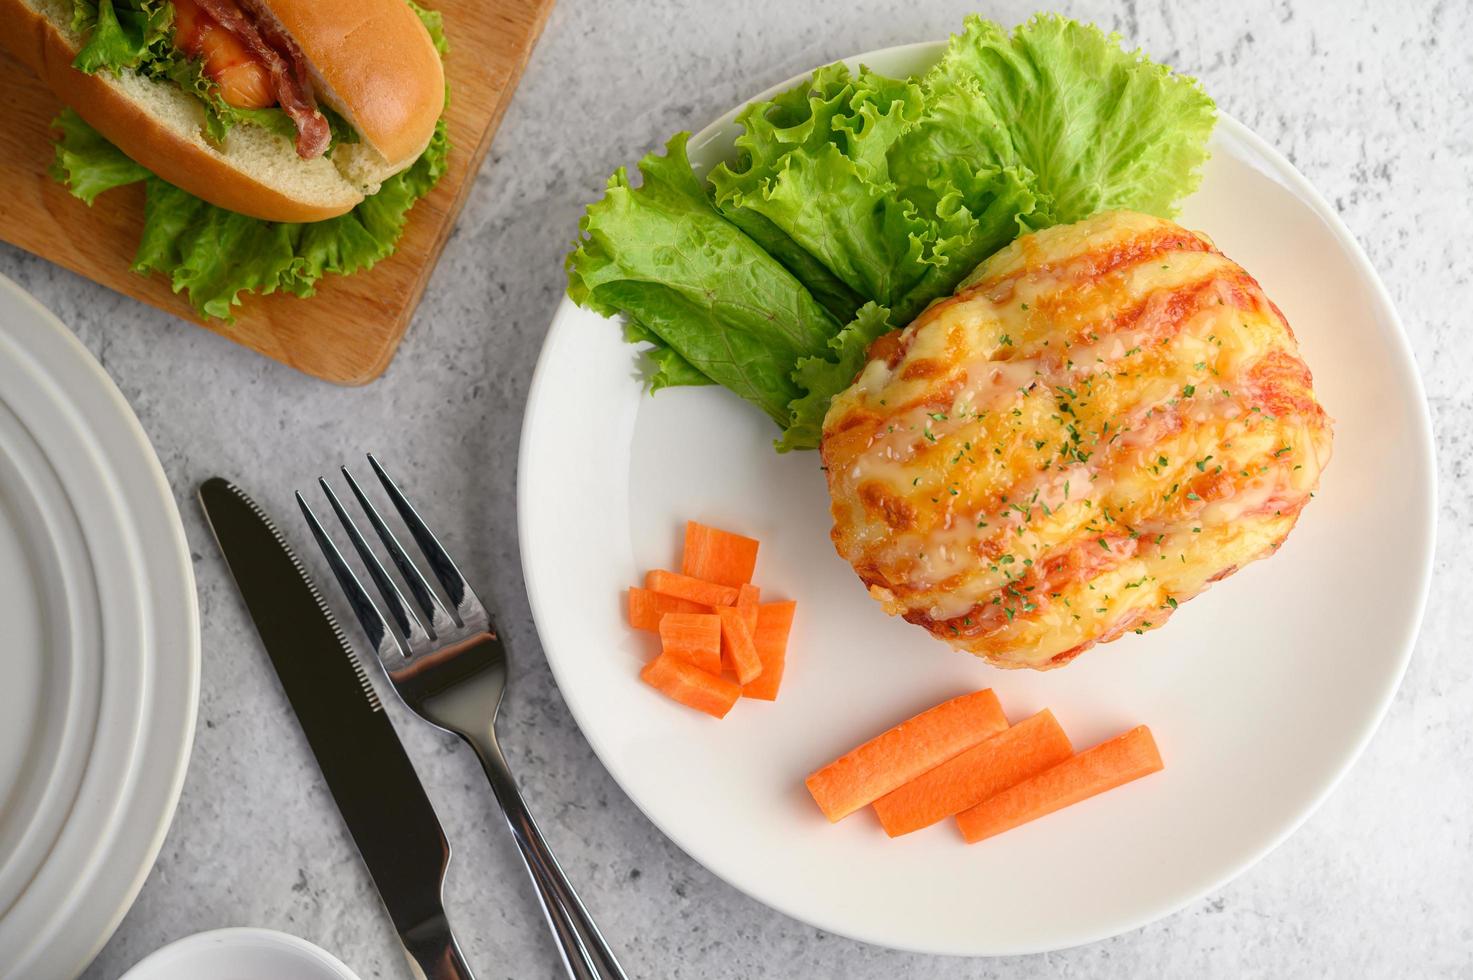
[742,600,796,701]
[956,725,1164,844]
[658,612,722,674]
[872,710,1073,837]
[734,583,759,647]
[640,653,741,719]
[682,521,760,588]
[646,569,739,608]
[716,605,763,685]
[805,689,1008,822]
[627,587,709,631]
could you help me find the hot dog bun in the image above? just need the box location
[264,0,444,172]
[0,0,444,222]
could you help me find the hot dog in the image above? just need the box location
[3,0,446,221]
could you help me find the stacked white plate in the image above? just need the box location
[0,276,198,979]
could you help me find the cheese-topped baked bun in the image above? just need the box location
[821,210,1332,670]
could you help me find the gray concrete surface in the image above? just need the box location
[2,0,1467,976]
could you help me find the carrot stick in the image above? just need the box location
[742,600,796,701]
[716,605,763,684]
[805,689,1008,822]
[640,654,742,719]
[627,587,709,631]
[956,725,1164,844]
[682,521,760,588]
[872,710,1073,837]
[735,583,759,643]
[646,569,739,608]
[658,612,722,674]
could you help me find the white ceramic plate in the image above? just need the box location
[0,275,199,979]
[520,44,1435,955]
[119,928,361,980]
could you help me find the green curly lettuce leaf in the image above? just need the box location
[70,0,173,74]
[51,111,448,319]
[621,320,714,391]
[709,66,935,321]
[716,207,863,325]
[926,14,1217,224]
[119,115,449,319]
[130,179,302,313]
[707,61,1045,328]
[411,0,448,57]
[567,133,841,426]
[49,107,151,203]
[892,160,1038,317]
[780,302,894,452]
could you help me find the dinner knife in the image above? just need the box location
[199,477,475,980]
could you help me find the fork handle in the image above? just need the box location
[465,730,628,980]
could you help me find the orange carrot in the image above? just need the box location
[646,569,739,608]
[956,725,1164,844]
[640,653,741,719]
[735,583,760,645]
[805,689,1008,822]
[627,587,709,631]
[742,600,796,701]
[658,612,722,674]
[682,521,759,588]
[716,605,763,685]
[872,710,1073,837]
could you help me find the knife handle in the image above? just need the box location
[467,730,628,980]
[401,908,476,980]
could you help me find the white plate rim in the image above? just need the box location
[518,42,1436,955]
[0,274,200,978]
[118,927,362,980]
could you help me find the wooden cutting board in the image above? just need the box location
[0,0,553,385]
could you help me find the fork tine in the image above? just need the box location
[366,453,490,630]
[296,491,405,663]
[341,465,457,639]
[318,477,434,653]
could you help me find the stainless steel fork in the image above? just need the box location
[298,455,626,980]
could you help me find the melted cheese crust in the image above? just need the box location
[821,211,1333,670]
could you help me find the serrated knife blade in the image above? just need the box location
[199,477,472,978]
